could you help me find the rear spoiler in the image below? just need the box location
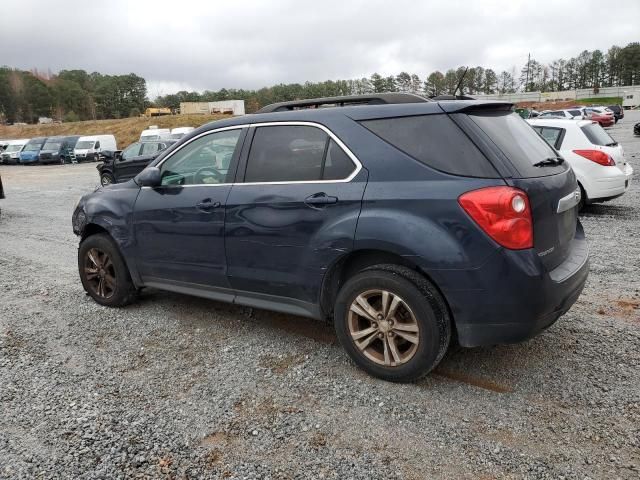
[437,101,514,114]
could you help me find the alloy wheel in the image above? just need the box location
[83,248,116,299]
[347,289,420,367]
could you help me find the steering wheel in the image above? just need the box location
[193,166,224,184]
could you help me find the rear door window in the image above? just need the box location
[468,112,568,178]
[244,125,356,182]
[361,114,499,178]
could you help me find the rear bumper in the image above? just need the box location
[582,164,632,202]
[433,222,589,347]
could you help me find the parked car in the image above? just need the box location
[97,139,176,186]
[528,118,633,208]
[170,127,195,139]
[72,94,589,382]
[538,109,583,119]
[584,107,615,127]
[0,140,8,151]
[634,122,640,136]
[38,136,80,164]
[607,104,624,123]
[74,135,117,162]
[140,128,171,141]
[537,111,565,119]
[1,139,29,164]
[19,137,48,164]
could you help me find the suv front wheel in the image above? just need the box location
[78,233,137,307]
[334,265,451,382]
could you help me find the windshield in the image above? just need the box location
[169,133,184,139]
[42,142,62,151]
[581,123,617,146]
[75,141,95,149]
[141,135,160,141]
[6,144,24,152]
[24,142,44,151]
[469,111,568,177]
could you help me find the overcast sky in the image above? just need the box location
[2,0,639,98]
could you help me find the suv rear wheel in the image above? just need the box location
[78,233,137,307]
[334,265,450,382]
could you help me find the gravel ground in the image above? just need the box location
[1,114,639,480]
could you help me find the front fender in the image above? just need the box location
[75,183,142,284]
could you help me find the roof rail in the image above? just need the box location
[256,93,429,113]
[431,94,477,101]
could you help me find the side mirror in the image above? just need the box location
[137,167,161,187]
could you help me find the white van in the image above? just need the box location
[1,139,30,164]
[74,135,117,162]
[169,127,195,139]
[140,128,171,141]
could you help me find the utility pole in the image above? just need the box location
[525,53,531,92]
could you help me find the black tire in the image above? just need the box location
[578,183,587,212]
[100,173,115,186]
[334,264,451,382]
[78,233,137,307]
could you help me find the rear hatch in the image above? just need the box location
[580,122,629,175]
[452,107,578,271]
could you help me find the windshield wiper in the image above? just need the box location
[533,157,564,167]
[606,142,618,147]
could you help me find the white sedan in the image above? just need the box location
[527,118,633,208]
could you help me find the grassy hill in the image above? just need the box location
[0,114,228,149]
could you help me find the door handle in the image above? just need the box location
[304,193,339,208]
[196,199,221,212]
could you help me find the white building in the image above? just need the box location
[475,85,640,108]
[180,100,245,116]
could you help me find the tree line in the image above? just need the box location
[156,41,640,113]
[0,68,147,124]
[1,41,638,122]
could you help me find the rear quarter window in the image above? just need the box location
[360,114,499,178]
[580,123,617,146]
[468,112,568,178]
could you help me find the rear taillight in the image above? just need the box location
[458,186,533,250]
[573,149,615,166]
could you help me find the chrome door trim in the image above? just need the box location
[557,188,581,213]
[235,121,362,185]
[146,121,363,189]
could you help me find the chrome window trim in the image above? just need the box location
[237,121,362,185]
[143,121,362,190]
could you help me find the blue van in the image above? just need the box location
[38,136,81,164]
[19,137,48,164]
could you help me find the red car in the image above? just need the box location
[585,107,615,127]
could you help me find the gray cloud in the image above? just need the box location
[2,0,639,97]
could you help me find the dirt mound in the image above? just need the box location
[0,114,227,149]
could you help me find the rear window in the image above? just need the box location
[360,114,498,178]
[468,112,568,178]
[581,123,617,146]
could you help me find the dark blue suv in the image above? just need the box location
[72,94,589,382]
